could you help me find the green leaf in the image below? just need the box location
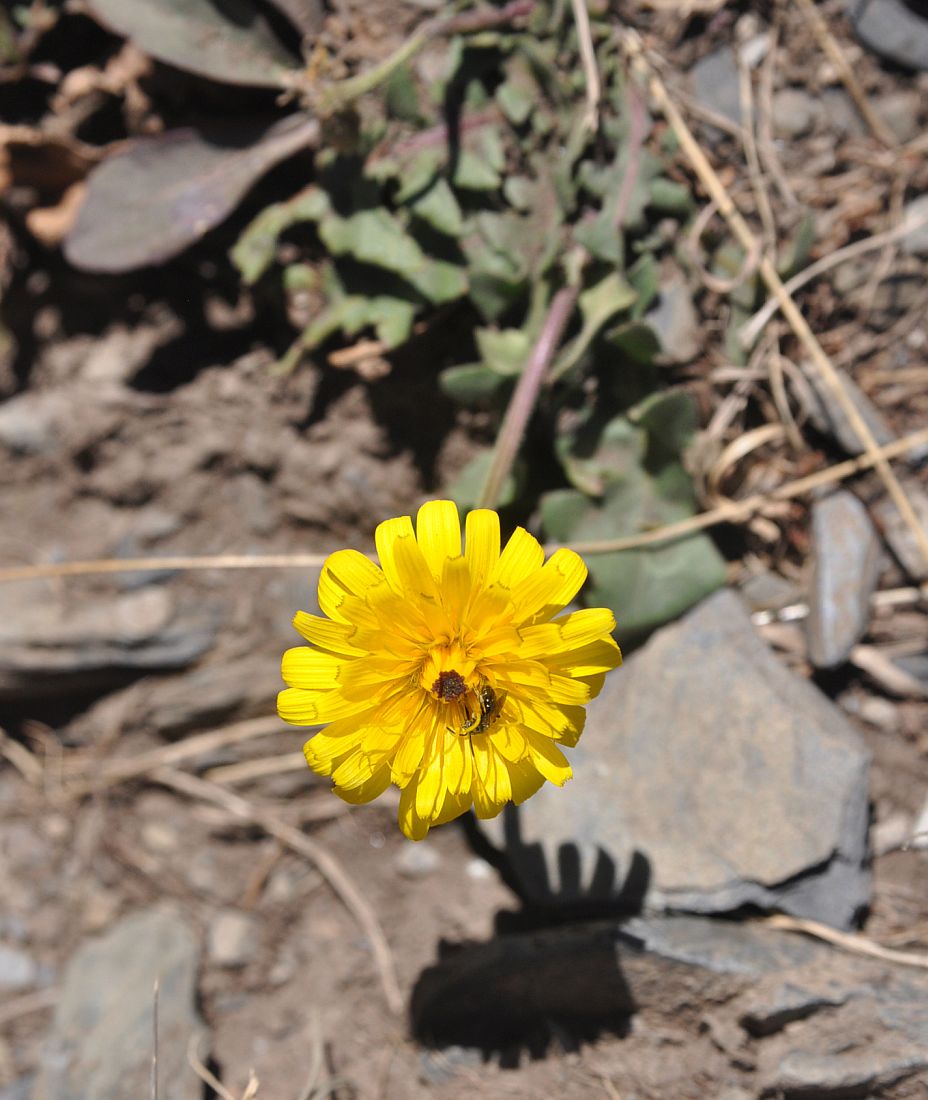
[475,327,530,376]
[385,64,422,124]
[232,185,329,284]
[553,271,637,378]
[627,253,660,319]
[65,115,319,272]
[574,213,624,267]
[407,259,468,304]
[541,476,725,645]
[320,208,424,271]
[497,76,534,125]
[605,321,661,365]
[648,177,692,214]
[628,390,698,468]
[391,149,443,202]
[298,293,415,352]
[453,149,501,190]
[447,449,521,513]
[86,0,302,88]
[778,209,817,280]
[439,363,508,406]
[409,178,464,237]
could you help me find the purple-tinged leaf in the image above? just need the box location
[64,114,319,273]
[86,0,302,88]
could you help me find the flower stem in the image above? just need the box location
[477,286,578,510]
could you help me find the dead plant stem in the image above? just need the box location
[154,767,403,1014]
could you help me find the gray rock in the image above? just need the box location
[901,193,928,256]
[690,47,743,131]
[877,90,922,143]
[0,583,220,700]
[32,907,205,1100]
[645,274,700,362]
[0,392,72,455]
[396,841,442,878]
[819,88,866,137]
[771,88,819,138]
[479,589,870,928]
[0,942,43,991]
[848,0,928,71]
[739,571,804,613]
[806,492,881,669]
[805,367,893,456]
[874,486,928,581]
[0,1079,34,1100]
[207,910,258,968]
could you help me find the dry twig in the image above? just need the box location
[155,767,403,1014]
[562,426,928,554]
[792,0,895,147]
[765,914,928,970]
[569,0,601,132]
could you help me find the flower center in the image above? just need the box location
[431,670,466,701]
[420,642,477,702]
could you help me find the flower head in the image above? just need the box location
[279,501,621,840]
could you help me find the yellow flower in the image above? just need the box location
[278,500,622,840]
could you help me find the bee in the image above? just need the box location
[458,685,506,737]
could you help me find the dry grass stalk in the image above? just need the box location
[766,913,928,970]
[619,30,928,572]
[61,716,284,788]
[0,552,329,584]
[740,208,928,349]
[562,426,928,554]
[791,0,896,148]
[154,767,403,1015]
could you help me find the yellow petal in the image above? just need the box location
[398,779,430,841]
[334,764,393,804]
[523,729,572,786]
[374,515,415,595]
[472,740,511,818]
[292,611,366,655]
[492,526,545,590]
[518,608,617,658]
[545,638,623,678]
[277,687,371,726]
[281,647,343,689]
[465,508,500,591]
[416,500,462,582]
[509,548,586,624]
[440,554,472,627]
[508,758,547,805]
[432,788,473,826]
[415,751,445,821]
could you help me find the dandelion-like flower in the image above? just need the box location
[279,500,622,840]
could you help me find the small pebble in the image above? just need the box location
[141,821,179,853]
[208,910,258,968]
[465,858,494,881]
[396,842,441,878]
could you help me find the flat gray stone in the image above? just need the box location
[690,47,742,131]
[807,492,882,669]
[771,88,819,138]
[874,486,928,581]
[0,584,219,700]
[33,907,205,1100]
[902,194,928,256]
[480,589,870,928]
[805,368,893,456]
[207,910,258,968]
[849,0,928,70]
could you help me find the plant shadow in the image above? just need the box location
[410,806,652,1066]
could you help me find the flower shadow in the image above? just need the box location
[409,808,652,1065]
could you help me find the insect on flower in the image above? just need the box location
[278,500,622,840]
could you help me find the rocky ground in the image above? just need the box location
[2,2,928,1099]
